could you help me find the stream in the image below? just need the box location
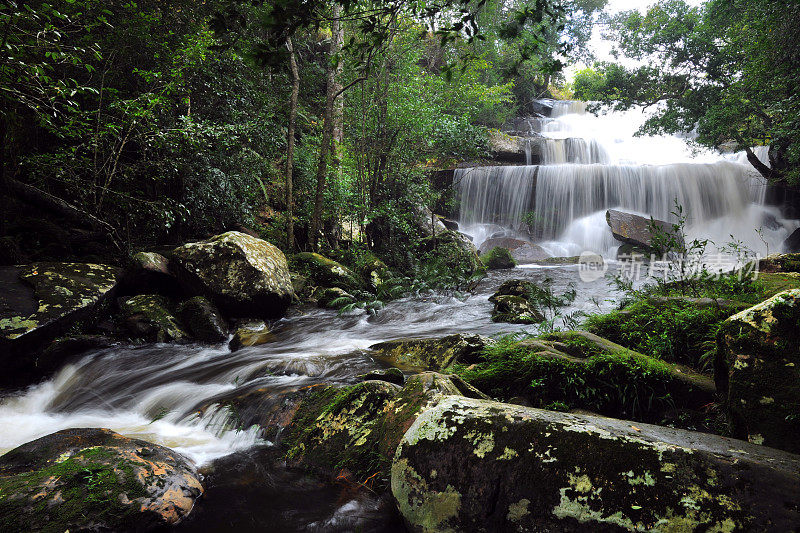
[2,100,798,531]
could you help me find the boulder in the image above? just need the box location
[369,334,490,372]
[358,367,405,385]
[176,296,227,343]
[170,231,293,318]
[439,217,459,231]
[119,294,189,343]
[457,330,715,423]
[531,98,555,116]
[414,206,449,238]
[391,396,800,533]
[290,252,361,292]
[490,294,544,324]
[358,253,394,291]
[0,263,121,364]
[0,428,203,532]
[283,373,481,487]
[784,228,800,253]
[480,247,516,270]
[606,209,684,253]
[758,252,800,273]
[534,255,580,265]
[419,230,483,279]
[716,289,800,453]
[229,320,273,351]
[125,251,179,296]
[479,238,550,264]
[40,334,117,369]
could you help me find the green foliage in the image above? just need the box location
[454,333,684,422]
[481,247,516,269]
[588,0,800,185]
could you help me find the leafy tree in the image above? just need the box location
[582,0,800,185]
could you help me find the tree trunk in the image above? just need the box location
[309,4,344,251]
[286,37,300,251]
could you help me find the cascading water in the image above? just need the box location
[456,102,798,257]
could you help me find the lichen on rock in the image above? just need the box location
[0,428,203,533]
[392,396,800,533]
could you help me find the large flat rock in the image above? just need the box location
[392,396,800,532]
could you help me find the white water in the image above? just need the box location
[456,102,798,257]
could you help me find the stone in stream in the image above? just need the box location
[606,209,684,253]
[480,247,516,270]
[369,334,490,372]
[488,279,545,324]
[124,251,179,295]
[170,231,293,318]
[391,396,800,533]
[229,320,274,351]
[282,373,487,486]
[716,289,800,453]
[176,296,228,343]
[418,230,483,279]
[359,367,406,385]
[119,294,189,343]
[0,262,122,371]
[479,237,551,264]
[315,286,356,309]
[0,428,203,532]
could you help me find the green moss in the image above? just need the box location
[480,247,516,270]
[584,298,732,370]
[454,334,708,423]
[0,446,148,533]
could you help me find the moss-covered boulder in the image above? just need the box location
[0,428,203,532]
[490,294,544,324]
[419,230,483,280]
[480,247,516,270]
[283,373,478,488]
[359,253,394,291]
[358,367,405,385]
[456,331,715,424]
[0,263,121,365]
[369,334,490,372]
[176,296,227,343]
[170,231,293,318]
[124,251,179,295]
[716,289,800,453]
[119,294,188,343]
[391,396,800,533]
[229,320,273,351]
[290,252,362,292]
[758,252,800,273]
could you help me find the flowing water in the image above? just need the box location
[456,102,798,257]
[1,99,796,530]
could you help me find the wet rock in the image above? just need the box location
[316,287,356,309]
[414,206,449,238]
[716,289,800,453]
[0,428,203,532]
[606,209,684,253]
[616,242,650,260]
[479,237,550,264]
[480,247,516,270]
[290,252,362,292]
[229,320,273,351]
[758,252,800,273]
[176,296,227,343]
[533,255,580,265]
[784,228,800,253]
[490,295,544,324]
[531,98,555,116]
[0,263,121,364]
[419,230,482,280]
[290,272,308,299]
[358,253,394,292]
[359,367,405,385]
[119,294,189,343]
[40,334,117,369]
[439,217,459,231]
[488,130,534,164]
[124,251,179,296]
[369,334,490,372]
[457,331,715,423]
[283,373,472,487]
[391,396,800,533]
[170,231,293,318]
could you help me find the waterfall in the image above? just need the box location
[455,100,797,256]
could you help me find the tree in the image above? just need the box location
[585,0,800,185]
[285,37,300,250]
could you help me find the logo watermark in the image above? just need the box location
[578,251,761,283]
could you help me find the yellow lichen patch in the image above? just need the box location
[507,498,530,522]
[464,430,495,458]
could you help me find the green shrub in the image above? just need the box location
[480,247,516,269]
